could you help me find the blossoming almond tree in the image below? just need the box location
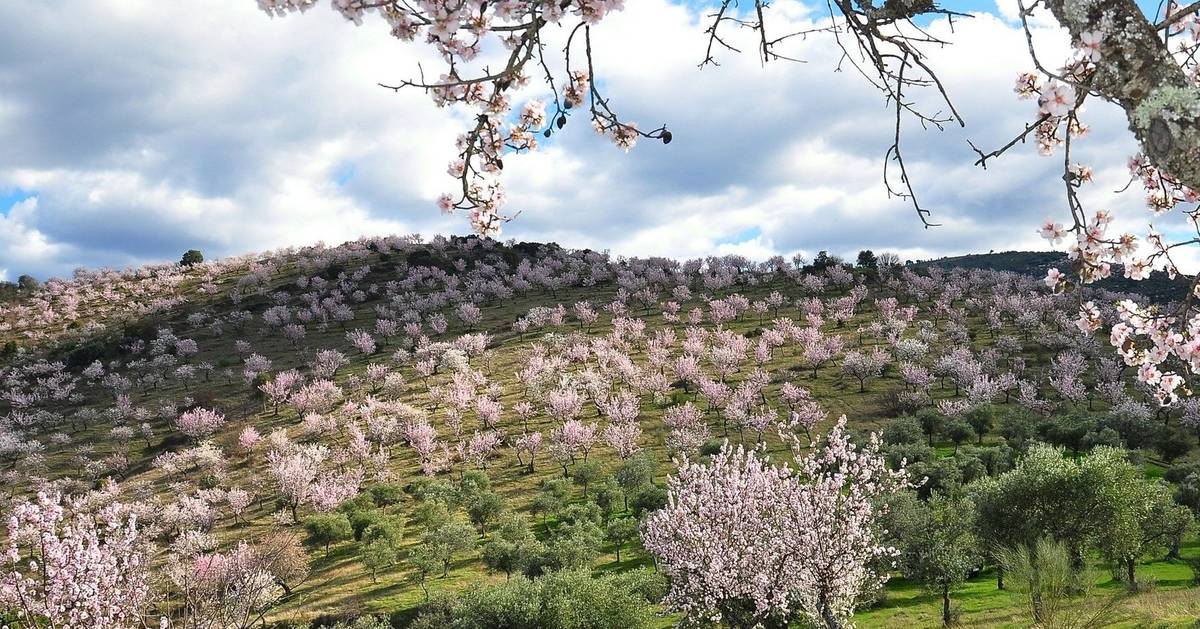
[641,417,908,629]
[0,492,152,629]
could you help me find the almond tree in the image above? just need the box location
[0,492,151,629]
[641,417,907,629]
[176,407,227,440]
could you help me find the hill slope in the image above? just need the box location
[1,236,1198,628]
[916,250,1194,303]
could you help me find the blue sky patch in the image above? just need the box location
[716,225,762,245]
[333,163,357,186]
[0,188,35,217]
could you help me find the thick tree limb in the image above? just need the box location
[1044,0,1200,190]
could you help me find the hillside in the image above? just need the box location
[1,236,1200,629]
[915,250,1195,303]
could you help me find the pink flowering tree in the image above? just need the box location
[346,329,377,355]
[841,349,888,393]
[778,382,826,447]
[663,402,711,455]
[547,418,598,475]
[642,417,907,629]
[176,407,227,440]
[603,421,642,459]
[514,431,543,473]
[258,369,302,415]
[804,334,844,380]
[0,492,151,629]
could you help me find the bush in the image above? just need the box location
[466,490,505,533]
[883,416,925,446]
[1156,431,1191,463]
[630,485,667,518]
[1165,462,1200,484]
[321,615,394,629]
[571,460,604,497]
[346,508,386,541]
[943,418,975,451]
[615,453,657,496]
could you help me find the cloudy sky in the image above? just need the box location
[0,0,1183,281]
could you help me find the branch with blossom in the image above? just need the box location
[257,0,669,236]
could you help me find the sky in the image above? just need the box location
[0,0,1187,281]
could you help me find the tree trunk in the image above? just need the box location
[1044,0,1200,191]
[942,586,951,627]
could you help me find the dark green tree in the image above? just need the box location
[605,517,640,563]
[180,249,204,266]
[304,512,352,556]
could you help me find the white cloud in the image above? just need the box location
[0,0,1186,279]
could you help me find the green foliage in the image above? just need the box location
[629,485,667,518]
[459,470,492,499]
[885,441,936,470]
[529,491,565,525]
[412,501,453,533]
[361,536,400,583]
[554,504,601,534]
[999,409,1036,450]
[916,408,943,446]
[466,490,506,534]
[893,493,980,626]
[481,513,543,578]
[883,415,925,446]
[969,443,1187,586]
[304,513,353,556]
[1080,427,1123,452]
[806,250,844,273]
[614,453,657,496]
[16,274,39,291]
[943,418,974,452]
[1155,430,1192,463]
[412,478,462,509]
[539,520,604,573]
[995,538,1120,628]
[363,518,404,548]
[571,460,604,497]
[180,249,205,266]
[422,520,478,577]
[909,457,964,499]
[964,442,1015,477]
[965,405,997,443]
[368,482,407,507]
[0,281,19,304]
[346,508,387,541]
[590,476,624,520]
[409,569,661,629]
[1165,462,1200,484]
[605,517,639,563]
